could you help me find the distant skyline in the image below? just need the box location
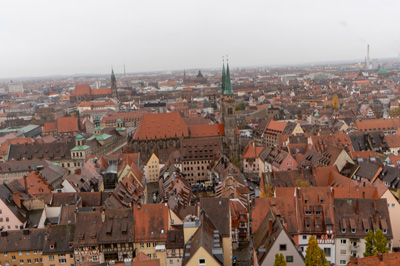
[1,0,400,79]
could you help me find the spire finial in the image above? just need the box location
[226,55,229,64]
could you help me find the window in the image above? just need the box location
[4,252,8,257]
[199,259,206,265]
[383,229,388,234]
[326,225,332,230]
[59,259,67,264]
[392,203,395,207]
[153,254,157,259]
[324,248,331,257]
[49,256,54,261]
[340,250,346,254]
[279,244,287,251]
[19,260,23,265]
[34,259,38,264]
[341,228,346,233]
[12,256,16,261]
[26,260,31,265]
[302,235,307,240]
[286,256,293,263]
[146,243,151,248]
[153,243,157,247]
[5,262,9,266]
[18,252,22,256]
[340,239,347,244]
[351,228,356,233]
[340,260,347,265]
[92,256,98,262]
[25,251,29,255]
[33,251,37,255]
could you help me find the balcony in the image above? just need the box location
[350,244,360,252]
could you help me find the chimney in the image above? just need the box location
[268,219,273,234]
[23,175,28,191]
[373,199,377,210]
[101,211,105,223]
[362,191,365,199]
[377,252,383,261]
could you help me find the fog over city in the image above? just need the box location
[1,0,400,78]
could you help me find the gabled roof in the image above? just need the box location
[0,228,46,252]
[72,84,91,96]
[133,112,189,140]
[57,117,79,134]
[42,122,57,133]
[183,213,223,266]
[133,203,169,242]
[189,124,225,138]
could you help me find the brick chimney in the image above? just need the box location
[268,219,273,234]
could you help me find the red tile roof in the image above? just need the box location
[18,171,51,198]
[43,122,57,133]
[91,87,111,95]
[265,120,287,133]
[347,253,400,266]
[72,84,91,96]
[57,117,79,134]
[189,124,225,138]
[132,112,189,140]
[133,203,169,242]
[242,142,263,159]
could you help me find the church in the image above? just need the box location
[129,61,240,159]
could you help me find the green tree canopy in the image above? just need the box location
[273,253,287,266]
[305,235,328,266]
[364,229,388,257]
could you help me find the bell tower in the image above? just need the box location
[111,69,118,99]
[220,58,238,158]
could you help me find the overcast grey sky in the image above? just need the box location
[1,0,399,78]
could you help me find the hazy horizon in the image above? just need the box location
[2,0,400,79]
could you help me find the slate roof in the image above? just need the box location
[7,141,75,161]
[200,198,230,237]
[0,228,46,252]
[98,208,134,244]
[43,224,75,254]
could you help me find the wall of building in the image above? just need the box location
[42,253,74,266]
[261,231,304,266]
[0,200,24,230]
[0,250,43,266]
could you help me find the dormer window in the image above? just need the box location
[50,244,55,249]
[316,211,321,216]
[383,229,387,234]
[351,228,356,233]
[342,228,346,233]
[320,200,324,204]
[304,200,308,204]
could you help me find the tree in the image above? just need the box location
[235,101,246,111]
[364,229,375,257]
[274,253,287,266]
[376,229,388,254]
[332,94,339,109]
[389,107,400,117]
[305,235,328,266]
[364,229,388,257]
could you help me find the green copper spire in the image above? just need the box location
[224,62,234,95]
[111,69,116,83]
[221,61,226,94]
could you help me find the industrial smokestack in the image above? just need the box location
[367,44,370,69]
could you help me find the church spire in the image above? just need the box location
[111,68,118,99]
[224,58,233,95]
[221,57,226,94]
